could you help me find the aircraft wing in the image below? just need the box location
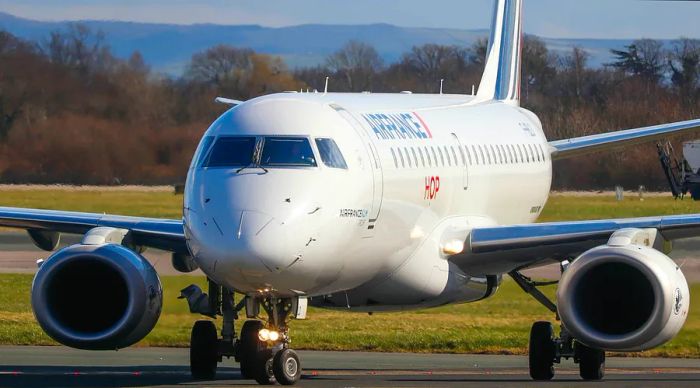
[0,207,186,253]
[549,118,700,160]
[452,214,700,275]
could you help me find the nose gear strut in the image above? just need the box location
[182,279,306,385]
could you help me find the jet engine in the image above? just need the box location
[31,243,162,350]
[557,231,689,352]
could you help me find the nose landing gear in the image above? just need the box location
[239,297,304,385]
[181,280,306,385]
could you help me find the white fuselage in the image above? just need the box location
[183,92,552,310]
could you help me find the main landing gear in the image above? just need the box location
[180,279,306,385]
[510,270,606,381]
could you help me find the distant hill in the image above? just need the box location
[0,11,654,76]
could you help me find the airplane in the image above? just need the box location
[1,0,698,385]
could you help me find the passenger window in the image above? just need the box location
[398,148,406,168]
[431,147,440,167]
[405,147,412,168]
[539,144,546,161]
[442,146,450,166]
[517,144,525,163]
[390,148,398,168]
[193,135,215,168]
[261,137,317,167]
[528,144,536,162]
[315,138,347,169]
[204,136,256,168]
[507,145,514,164]
[423,147,432,167]
[411,147,419,168]
[451,146,459,166]
[418,147,426,167]
[488,145,495,164]
[478,145,485,165]
[457,145,466,166]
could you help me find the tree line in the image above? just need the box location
[0,24,699,189]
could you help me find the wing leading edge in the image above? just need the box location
[549,118,700,160]
[452,214,700,276]
[0,207,186,253]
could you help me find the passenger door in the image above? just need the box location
[331,104,383,234]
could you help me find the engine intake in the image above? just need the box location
[31,243,162,350]
[558,229,689,352]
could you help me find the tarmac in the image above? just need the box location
[0,346,699,387]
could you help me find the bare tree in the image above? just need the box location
[44,24,114,75]
[326,41,383,92]
[559,47,590,101]
[669,38,700,107]
[185,45,254,86]
[521,36,556,101]
[399,44,471,92]
[471,37,489,70]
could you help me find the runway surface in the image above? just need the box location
[0,346,699,387]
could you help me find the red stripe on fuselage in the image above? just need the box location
[412,112,433,139]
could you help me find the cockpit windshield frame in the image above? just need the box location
[200,135,324,170]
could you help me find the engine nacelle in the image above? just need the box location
[558,235,689,352]
[31,243,162,350]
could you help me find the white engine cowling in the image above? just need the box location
[31,243,163,350]
[557,230,689,352]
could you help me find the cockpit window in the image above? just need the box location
[260,137,317,167]
[315,138,348,169]
[192,135,215,169]
[204,136,256,168]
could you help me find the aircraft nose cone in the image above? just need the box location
[238,211,300,272]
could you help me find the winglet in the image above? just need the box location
[475,0,523,106]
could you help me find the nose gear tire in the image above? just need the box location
[254,350,276,385]
[273,348,301,385]
[239,320,264,379]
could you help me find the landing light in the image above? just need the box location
[258,328,280,342]
[268,330,280,341]
[258,329,270,341]
[442,240,465,255]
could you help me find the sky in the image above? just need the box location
[0,0,699,39]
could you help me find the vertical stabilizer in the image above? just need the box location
[475,0,523,105]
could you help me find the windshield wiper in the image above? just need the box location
[236,164,268,174]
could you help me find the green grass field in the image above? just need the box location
[0,274,697,357]
[0,189,698,356]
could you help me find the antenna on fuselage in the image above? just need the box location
[440,79,444,95]
[324,77,330,95]
[471,85,476,95]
